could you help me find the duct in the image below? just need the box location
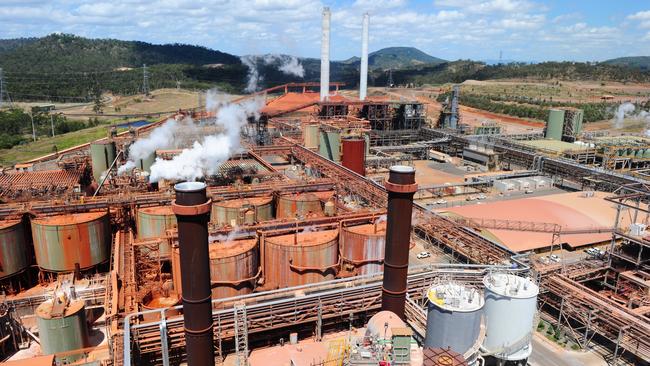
[172,181,215,366]
[359,13,369,101]
[320,7,331,101]
[381,165,417,320]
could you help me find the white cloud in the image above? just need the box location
[628,10,650,29]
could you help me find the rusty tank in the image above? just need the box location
[276,192,325,219]
[341,137,366,176]
[340,221,386,275]
[0,219,30,279]
[263,228,339,288]
[136,206,177,256]
[31,211,111,272]
[211,196,274,226]
[172,238,259,299]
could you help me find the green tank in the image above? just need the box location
[90,141,116,181]
[36,298,89,363]
[137,152,156,173]
[545,109,564,140]
[319,130,341,161]
[0,220,29,279]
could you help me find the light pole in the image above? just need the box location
[29,110,36,142]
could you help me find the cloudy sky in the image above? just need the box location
[1,0,649,62]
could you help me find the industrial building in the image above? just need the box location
[0,7,648,366]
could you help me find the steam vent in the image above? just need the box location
[2,5,649,366]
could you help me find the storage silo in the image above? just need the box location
[31,212,111,272]
[276,193,323,219]
[482,273,539,363]
[304,124,319,149]
[341,138,366,176]
[319,130,341,161]
[208,238,259,299]
[36,297,89,363]
[211,196,274,226]
[263,228,338,288]
[0,220,30,279]
[340,221,385,275]
[424,283,483,359]
[545,109,564,141]
[90,140,116,181]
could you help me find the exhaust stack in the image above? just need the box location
[320,7,331,101]
[381,166,417,319]
[172,182,214,366]
[359,13,369,101]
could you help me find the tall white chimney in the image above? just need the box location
[359,13,369,101]
[320,7,331,101]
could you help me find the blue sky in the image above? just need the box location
[0,0,649,62]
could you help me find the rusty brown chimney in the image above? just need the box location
[172,182,215,366]
[381,166,417,319]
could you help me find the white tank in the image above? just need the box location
[482,273,539,361]
[425,283,484,359]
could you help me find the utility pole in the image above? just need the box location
[142,64,150,97]
[50,113,55,137]
[29,109,36,142]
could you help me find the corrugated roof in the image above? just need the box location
[440,191,625,252]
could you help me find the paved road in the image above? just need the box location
[529,333,607,366]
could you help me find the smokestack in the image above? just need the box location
[172,182,215,366]
[320,7,331,101]
[381,166,417,319]
[359,13,369,101]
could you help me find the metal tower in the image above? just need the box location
[142,64,150,96]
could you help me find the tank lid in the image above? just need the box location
[389,165,415,174]
[483,273,539,298]
[427,283,484,312]
[0,219,21,230]
[36,298,84,319]
[33,211,107,226]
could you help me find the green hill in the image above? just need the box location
[602,56,650,71]
[341,47,446,70]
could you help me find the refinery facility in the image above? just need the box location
[0,7,650,366]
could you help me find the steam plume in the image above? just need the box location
[241,54,305,92]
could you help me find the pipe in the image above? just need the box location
[320,7,331,101]
[359,13,369,101]
[381,165,417,320]
[172,181,215,366]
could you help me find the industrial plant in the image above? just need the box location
[0,7,649,366]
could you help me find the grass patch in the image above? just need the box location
[0,125,126,166]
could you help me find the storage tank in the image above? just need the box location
[209,239,259,299]
[319,130,341,161]
[31,212,111,272]
[137,152,156,173]
[340,221,385,275]
[141,286,180,321]
[36,297,89,363]
[263,228,338,288]
[90,140,116,181]
[136,206,177,246]
[341,138,366,176]
[545,109,564,141]
[276,193,323,219]
[304,124,319,149]
[424,283,483,358]
[211,196,274,226]
[482,273,539,362]
[0,220,30,279]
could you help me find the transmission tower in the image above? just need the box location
[142,64,150,96]
[387,69,394,88]
[0,68,8,108]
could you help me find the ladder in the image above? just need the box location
[234,302,249,366]
[325,339,347,366]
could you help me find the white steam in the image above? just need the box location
[211,227,253,242]
[118,117,198,174]
[241,54,305,92]
[147,91,264,182]
[612,102,650,134]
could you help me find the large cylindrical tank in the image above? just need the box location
[319,130,341,161]
[424,283,484,357]
[211,196,274,226]
[31,212,111,272]
[137,206,177,239]
[209,239,259,299]
[482,273,539,362]
[276,193,323,219]
[304,124,319,149]
[0,220,30,279]
[263,228,338,288]
[36,298,89,363]
[545,109,564,141]
[90,140,116,181]
[340,222,385,275]
[341,138,366,176]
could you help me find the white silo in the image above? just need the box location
[482,273,539,363]
[424,283,484,364]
